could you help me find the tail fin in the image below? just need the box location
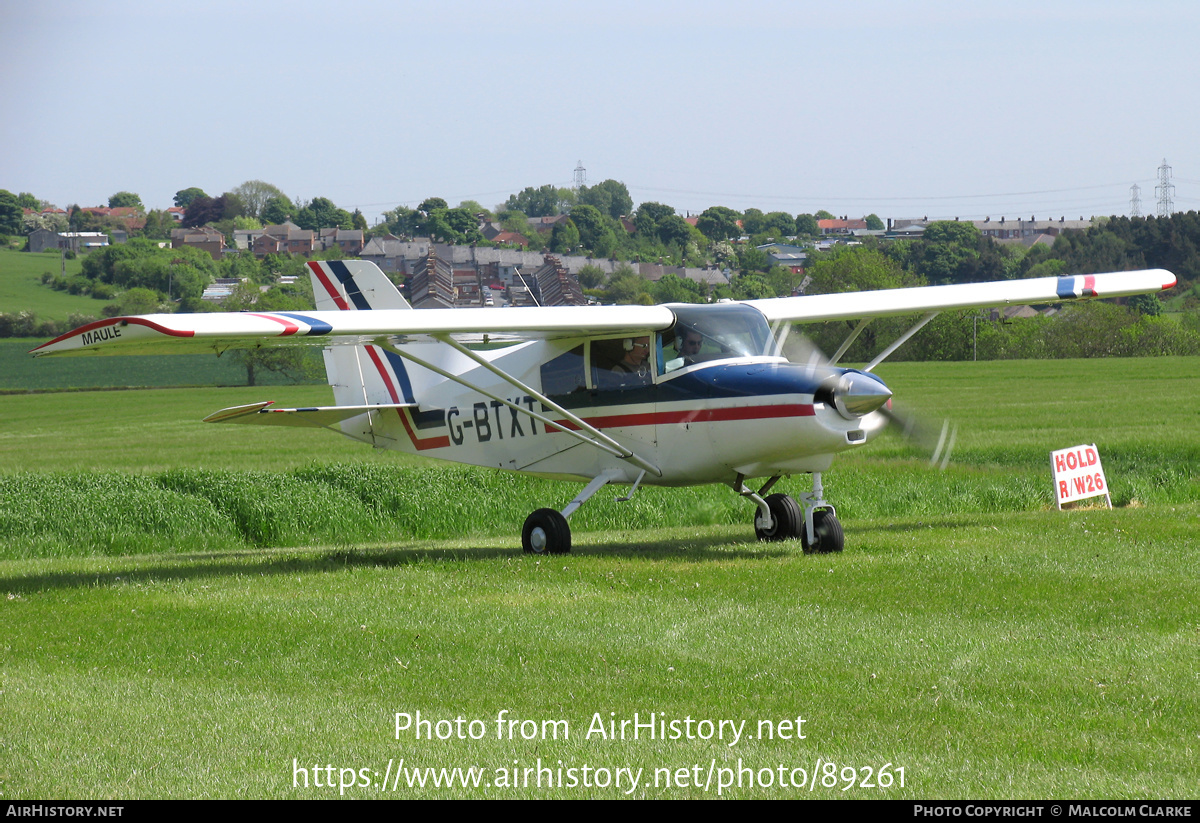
[307,260,418,433]
[307,260,411,311]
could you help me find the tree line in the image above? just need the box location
[6,178,1199,364]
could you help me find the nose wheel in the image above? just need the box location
[801,508,844,554]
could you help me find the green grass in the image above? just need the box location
[1,507,1196,798]
[1,339,325,391]
[0,248,99,321]
[0,357,1196,797]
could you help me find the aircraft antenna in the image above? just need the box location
[1129,183,1142,217]
[573,160,587,191]
[1155,158,1174,217]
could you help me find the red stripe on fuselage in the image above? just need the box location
[307,261,351,310]
[363,345,449,450]
[547,403,815,432]
[1083,274,1097,297]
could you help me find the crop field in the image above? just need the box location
[0,357,1197,798]
[1,339,325,392]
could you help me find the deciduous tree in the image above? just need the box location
[504,185,571,218]
[261,195,295,226]
[695,206,741,241]
[108,191,144,210]
[231,180,287,219]
[0,190,23,234]
[795,213,819,237]
[173,187,208,209]
[578,180,632,220]
[549,218,580,253]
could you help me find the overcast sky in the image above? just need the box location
[4,0,1198,225]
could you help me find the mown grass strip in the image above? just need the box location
[1,506,1195,798]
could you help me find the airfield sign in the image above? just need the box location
[1050,444,1112,510]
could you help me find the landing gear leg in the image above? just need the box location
[798,472,843,553]
[522,469,623,555]
[735,474,802,542]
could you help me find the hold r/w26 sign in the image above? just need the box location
[1050,444,1112,510]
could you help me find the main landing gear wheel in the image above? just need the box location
[802,509,844,554]
[754,493,802,542]
[522,508,571,555]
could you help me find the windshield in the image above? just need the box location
[661,303,775,372]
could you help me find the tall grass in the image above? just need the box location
[1,452,1192,560]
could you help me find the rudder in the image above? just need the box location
[307,260,411,311]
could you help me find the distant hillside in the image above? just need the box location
[0,248,102,322]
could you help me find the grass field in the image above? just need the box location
[0,248,98,322]
[0,357,1196,798]
[1,339,324,392]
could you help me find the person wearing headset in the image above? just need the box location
[612,336,651,379]
[676,327,703,363]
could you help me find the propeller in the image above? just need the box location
[780,327,957,468]
[880,405,958,470]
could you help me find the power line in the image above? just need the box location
[629,180,1146,205]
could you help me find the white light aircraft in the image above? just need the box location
[33,262,1175,555]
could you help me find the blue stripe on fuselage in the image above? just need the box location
[545,361,858,410]
[1056,276,1076,299]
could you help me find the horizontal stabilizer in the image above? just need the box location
[203,401,415,428]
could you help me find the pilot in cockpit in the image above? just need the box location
[611,336,652,381]
[676,327,703,364]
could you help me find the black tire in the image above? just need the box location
[802,509,844,554]
[522,508,571,555]
[754,493,802,541]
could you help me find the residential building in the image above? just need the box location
[531,255,587,307]
[318,228,364,256]
[171,226,225,260]
[408,249,455,309]
[28,229,110,253]
[973,217,1092,242]
[252,221,315,257]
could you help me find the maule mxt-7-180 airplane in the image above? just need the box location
[32,261,1175,555]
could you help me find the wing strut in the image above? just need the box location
[863,312,939,373]
[380,336,661,477]
[831,318,872,364]
[436,335,661,477]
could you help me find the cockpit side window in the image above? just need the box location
[591,336,653,390]
[539,344,586,397]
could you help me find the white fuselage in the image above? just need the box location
[328,336,887,487]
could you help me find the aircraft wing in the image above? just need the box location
[30,304,677,357]
[745,269,1177,323]
[31,267,1176,358]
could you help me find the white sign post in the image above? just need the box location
[1050,444,1112,510]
